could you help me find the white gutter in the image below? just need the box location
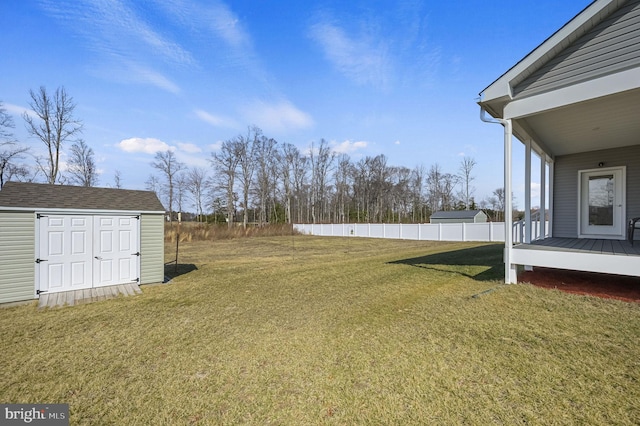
[480,107,517,283]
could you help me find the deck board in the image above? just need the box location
[520,237,640,256]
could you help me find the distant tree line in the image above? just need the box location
[147,125,510,226]
[1,87,510,224]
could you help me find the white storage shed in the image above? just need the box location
[0,182,165,304]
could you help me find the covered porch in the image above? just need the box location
[478,0,640,283]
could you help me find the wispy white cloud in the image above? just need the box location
[117,137,171,154]
[308,21,390,89]
[149,0,264,82]
[39,0,195,67]
[209,141,223,152]
[126,63,182,94]
[241,100,314,133]
[177,142,202,153]
[332,140,368,154]
[3,103,36,119]
[194,109,238,128]
[38,0,196,95]
[308,4,441,91]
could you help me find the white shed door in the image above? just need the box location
[94,216,139,287]
[39,215,93,293]
[38,215,139,294]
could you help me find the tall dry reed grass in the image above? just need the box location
[164,222,298,242]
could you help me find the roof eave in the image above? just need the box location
[0,207,166,215]
[479,0,619,111]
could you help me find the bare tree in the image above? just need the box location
[236,126,261,228]
[174,172,188,219]
[210,139,241,228]
[309,139,335,223]
[0,102,30,188]
[278,143,296,223]
[67,139,98,186]
[458,156,477,210]
[23,86,83,184]
[254,134,277,225]
[113,169,123,189]
[151,150,185,222]
[334,154,352,223]
[0,101,15,141]
[289,145,308,223]
[186,166,208,222]
[145,174,162,198]
[410,164,426,222]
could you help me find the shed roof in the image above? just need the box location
[430,210,485,219]
[0,182,165,212]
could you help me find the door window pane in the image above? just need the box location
[588,175,614,226]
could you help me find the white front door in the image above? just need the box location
[579,167,626,239]
[38,215,140,294]
[38,215,93,293]
[93,216,139,287]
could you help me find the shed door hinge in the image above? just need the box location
[37,214,48,219]
[35,258,48,263]
[36,289,48,295]
[132,252,141,256]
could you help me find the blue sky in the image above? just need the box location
[1,0,590,207]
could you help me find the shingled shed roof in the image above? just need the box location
[0,182,165,212]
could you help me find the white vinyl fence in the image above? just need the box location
[294,222,506,242]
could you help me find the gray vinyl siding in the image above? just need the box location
[0,212,35,304]
[140,214,164,284]
[514,0,640,98]
[553,144,640,239]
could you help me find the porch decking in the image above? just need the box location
[38,283,142,309]
[518,238,640,256]
[512,238,640,278]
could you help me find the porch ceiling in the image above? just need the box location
[516,87,640,157]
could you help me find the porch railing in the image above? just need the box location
[512,211,549,244]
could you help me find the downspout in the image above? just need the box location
[480,107,517,283]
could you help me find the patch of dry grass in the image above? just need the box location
[1,237,639,424]
[164,222,296,243]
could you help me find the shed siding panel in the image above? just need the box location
[140,214,164,284]
[553,145,640,238]
[515,1,640,98]
[0,212,35,303]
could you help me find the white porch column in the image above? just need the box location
[523,141,533,271]
[524,140,532,244]
[540,155,546,238]
[504,119,517,283]
[548,160,554,237]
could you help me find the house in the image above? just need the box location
[0,182,166,304]
[430,210,488,224]
[478,0,640,283]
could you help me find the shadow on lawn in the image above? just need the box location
[164,263,198,281]
[389,244,503,281]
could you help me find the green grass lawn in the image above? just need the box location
[1,236,639,425]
